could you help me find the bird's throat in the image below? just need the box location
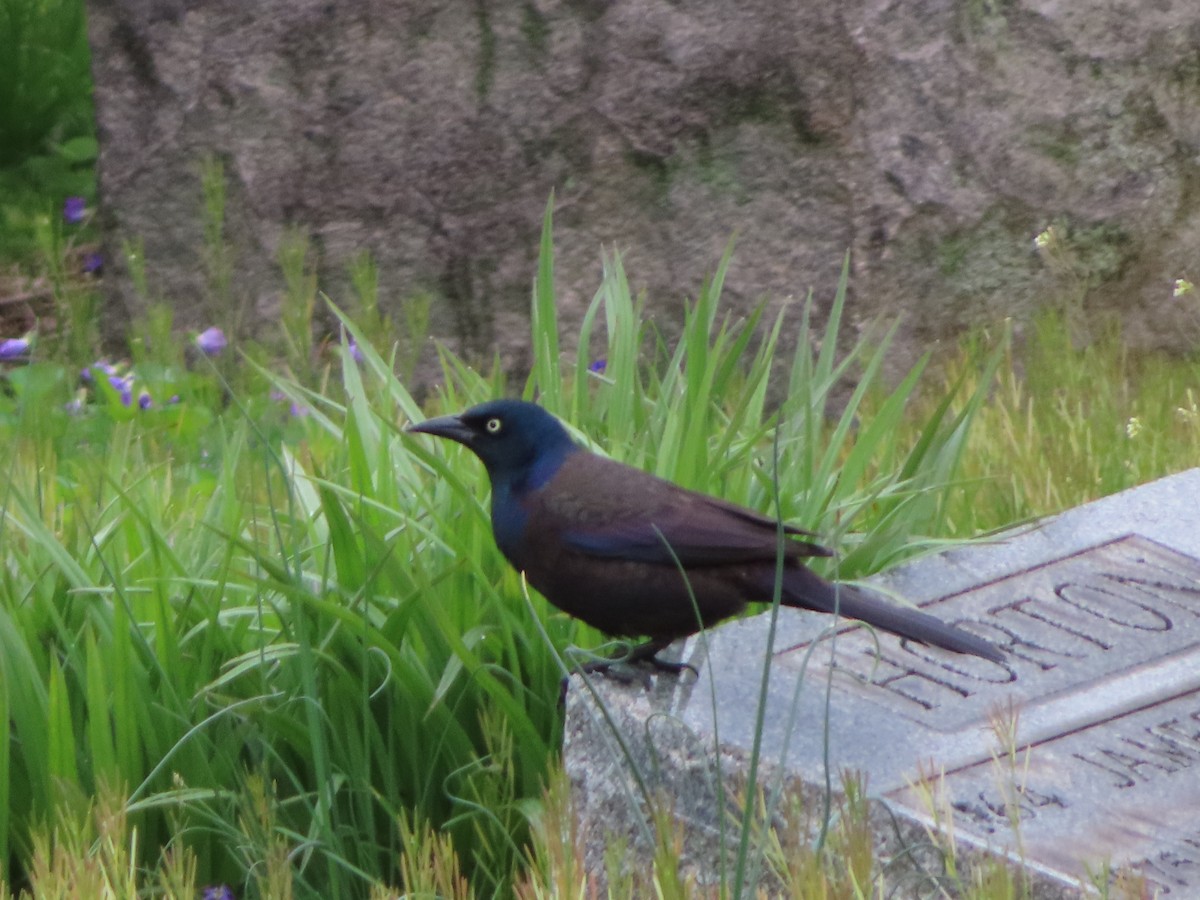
[490,481,530,563]
[488,443,576,564]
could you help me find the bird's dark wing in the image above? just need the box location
[534,452,832,566]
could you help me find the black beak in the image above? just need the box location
[406,413,476,445]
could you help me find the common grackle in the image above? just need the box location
[409,399,1005,671]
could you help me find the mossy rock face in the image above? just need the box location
[87,0,1200,375]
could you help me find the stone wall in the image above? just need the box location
[87,0,1200,374]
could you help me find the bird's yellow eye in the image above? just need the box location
[485,417,503,434]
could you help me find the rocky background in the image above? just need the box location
[86,0,1200,375]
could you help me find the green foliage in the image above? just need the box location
[0,0,96,268]
[0,143,96,265]
[0,187,1195,899]
[924,311,1200,534]
[279,228,318,381]
[0,0,93,166]
[0,197,990,897]
[345,251,432,385]
[200,154,237,328]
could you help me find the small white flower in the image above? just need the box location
[1033,227,1057,250]
[1125,417,1142,439]
[1176,389,1198,422]
[1173,278,1194,298]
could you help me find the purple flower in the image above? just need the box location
[83,252,103,275]
[195,327,227,356]
[64,397,84,415]
[348,341,364,364]
[588,358,607,374]
[63,196,86,225]
[0,338,30,360]
[270,389,309,416]
[109,374,132,407]
[168,394,180,404]
[81,360,118,384]
[138,390,153,410]
[201,887,236,900]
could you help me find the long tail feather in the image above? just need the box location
[779,567,1005,663]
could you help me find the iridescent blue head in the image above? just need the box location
[407,399,579,490]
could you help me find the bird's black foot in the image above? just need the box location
[571,641,698,684]
[573,661,654,690]
[645,656,699,677]
[559,642,699,700]
[625,639,698,677]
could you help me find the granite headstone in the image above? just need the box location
[565,468,1200,895]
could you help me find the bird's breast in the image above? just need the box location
[490,482,532,564]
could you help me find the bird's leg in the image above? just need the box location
[626,639,698,677]
[559,640,698,701]
[572,639,698,680]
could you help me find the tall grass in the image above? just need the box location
[0,188,1195,897]
[0,0,96,270]
[0,196,999,896]
[902,315,1200,536]
[0,0,92,166]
